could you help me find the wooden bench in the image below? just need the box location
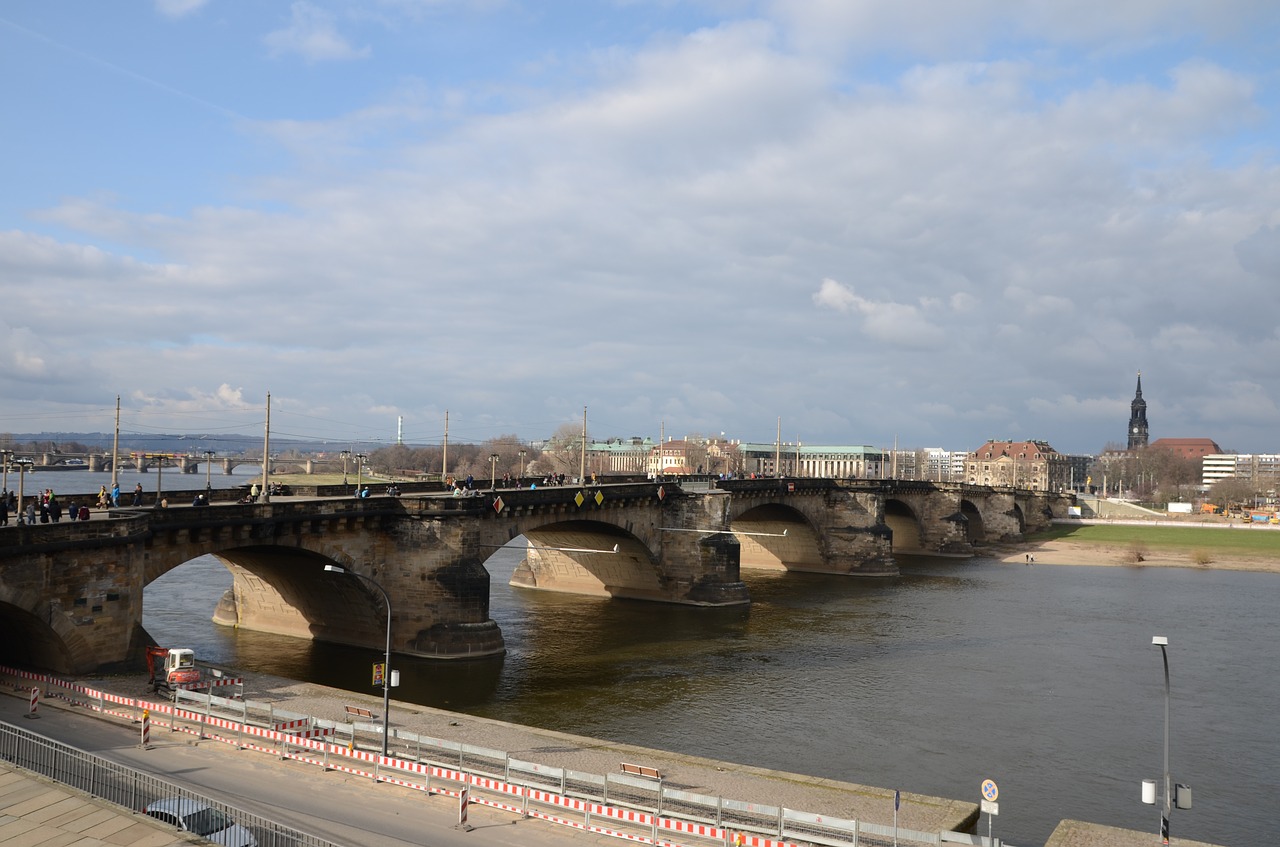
[344,705,375,719]
[620,762,662,780]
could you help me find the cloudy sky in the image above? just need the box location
[3,1,1279,455]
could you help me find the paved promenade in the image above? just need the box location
[0,760,203,847]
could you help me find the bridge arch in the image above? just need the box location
[727,503,823,571]
[959,499,986,544]
[883,499,924,554]
[504,519,664,600]
[0,594,94,674]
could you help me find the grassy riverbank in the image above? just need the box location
[1002,522,1280,574]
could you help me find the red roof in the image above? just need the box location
[970,440,1058,459]
[1148,438,1222,459]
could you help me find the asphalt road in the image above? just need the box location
[0,692,617,847]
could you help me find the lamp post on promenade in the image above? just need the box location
[340,450,351,487]
[1142,636,1189,845]
[518,449,527,481]
[489,453,499,489]
[323,565,392,757]
[15,461,26,522]
[203,451,215,499]
[355,453,367,496]
[1,450,11,499]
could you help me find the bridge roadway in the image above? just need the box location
[0,479,1072,675]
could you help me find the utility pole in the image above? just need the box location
[111,396,120,492]
[579,406,587,484]
[260,392,271,503]
[775,417,781,478]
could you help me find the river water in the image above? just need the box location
[135,542,1271,847]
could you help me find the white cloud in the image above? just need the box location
[812,279,946,348]
[264,2,370,62]
[4,3,1280,453]
[154,0,208,19]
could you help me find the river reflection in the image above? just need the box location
[144,550,1270,846]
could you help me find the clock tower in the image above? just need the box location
[1127,372,1149,450]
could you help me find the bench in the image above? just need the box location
[620,762,662,780]
[344,705,375,719]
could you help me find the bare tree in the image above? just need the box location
[1209,477,1259,510]
[535,423,586,478]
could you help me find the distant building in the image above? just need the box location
[586,437,655,475]
[735,443,885,478]
[1148,437,1223,461]
[1202,453,1280,494]
[1127,372,1149,450]
[965,439,1073,491]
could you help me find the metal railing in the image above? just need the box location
[0,719,343,847]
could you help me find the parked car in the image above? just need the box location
[143,797,257,846]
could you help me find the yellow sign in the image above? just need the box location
[372,662,385,686]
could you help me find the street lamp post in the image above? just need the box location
[340,450,351,486]
[15,461,26,523]
[1,450,11,498]
[323,565,392,757]
[355,453,367,496]
[518,449,527,481]
[203,451,215,499]
[1143,635,1189,845]
[489,453,499,489]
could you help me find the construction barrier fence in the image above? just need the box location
[0,664,987,847]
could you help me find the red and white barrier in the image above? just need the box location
[0,663,812,847]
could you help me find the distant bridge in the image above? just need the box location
[0,479,1070,674]
[2,451,347,475]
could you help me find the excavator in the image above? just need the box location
[144,646,201,696]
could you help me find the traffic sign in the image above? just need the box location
[372,662,385,686]
[981,800,999,815]
[981,779,998,801]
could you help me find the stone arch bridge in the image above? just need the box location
[0,479,1070,674]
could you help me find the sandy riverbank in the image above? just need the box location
[991,537,1280,575]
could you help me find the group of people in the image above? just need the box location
[0,488,92,525]
[95,482,123,508]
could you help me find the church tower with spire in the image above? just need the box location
[1127,372,1149,450]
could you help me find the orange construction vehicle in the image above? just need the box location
[144,646,201,695]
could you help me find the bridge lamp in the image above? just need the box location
[489,453,500,489]
[323,565,393,758]
[340,450,351,485]
[203,451,216,496]
[355,453,368,495]
[518,449,527,480]
[153,454,165,503]
[1,450,10,497]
